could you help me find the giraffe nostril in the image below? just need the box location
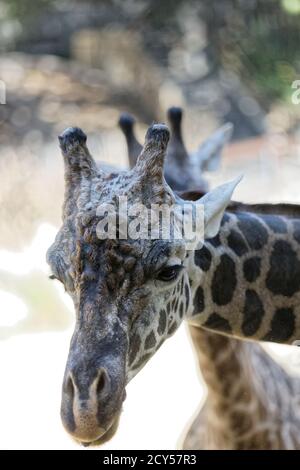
[66,374,75,401]
[96,369,110,400]
[97,373,105,394]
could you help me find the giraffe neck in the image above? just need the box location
[189,327,267,446]
[186,207,300,344]
[187,325,300,449]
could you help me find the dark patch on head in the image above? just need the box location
[192,286,205,315]
[128,334,141,367]
[227,229,248,256]
[262,215,287,234]
[212,254,237,306]
[194,245,212,272]
[243,257,261,283]
[263,308,295,342]
[242,289,265,336]
[266,240,300,297]
[237,213,268,250]
[157,310,167,336]
[207,233,221,248]
[185,283,190,311]
[203,312,232,333]
[293,220,300,244]
[145,331,156,350]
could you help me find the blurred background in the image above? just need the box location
[1,0,300,449]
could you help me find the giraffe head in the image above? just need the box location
[47,124,240,444]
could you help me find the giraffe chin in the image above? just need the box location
[61,387,127,446]
[71,390,126,446]
[85,414,121,446]
[65,413,121,447]
[77,414,121,447]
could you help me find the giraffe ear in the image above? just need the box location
[193,123,233,172]
[197,176,242,238]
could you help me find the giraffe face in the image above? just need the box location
[47,124,239,444]
[47,201,189,443]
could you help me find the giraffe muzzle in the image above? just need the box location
[61,359,126,443]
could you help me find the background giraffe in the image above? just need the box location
[118,107,232,192]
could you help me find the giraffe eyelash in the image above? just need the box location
[156,265,184,282]
[49,273,62,283]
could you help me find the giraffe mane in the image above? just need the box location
[228,201,300,218]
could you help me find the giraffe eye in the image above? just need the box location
[157,265,183,282]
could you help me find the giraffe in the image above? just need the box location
[120,107,300,450]
[47,122,300,445]
[118,107,232,192]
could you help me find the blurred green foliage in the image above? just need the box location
[3,0,52,18]
[203,0,300,104]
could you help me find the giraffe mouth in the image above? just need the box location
[80,413,121,447]
[79,389,126,446]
